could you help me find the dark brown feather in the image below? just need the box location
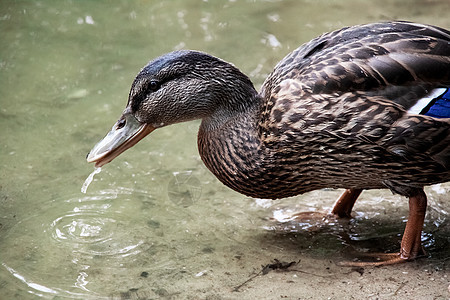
[198,21,450,199]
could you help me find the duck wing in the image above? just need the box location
[262,21,450,106]
[260,21,450,191]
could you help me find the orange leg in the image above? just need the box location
[399,189,427,260]
[331,189,362,218]
[340,189,427,266]
[292,189,362,226]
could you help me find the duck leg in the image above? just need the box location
[291,189,362,223]
[398,189,427,260]
[341,189,427,266]
[331,189,362,218]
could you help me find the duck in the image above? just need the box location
[87,21,450,265]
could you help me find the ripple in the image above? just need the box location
[47,189,152,259]
[0,188,159,299]
[51,212,115,244]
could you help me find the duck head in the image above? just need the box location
[87,50,256,167]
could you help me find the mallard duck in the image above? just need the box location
[87,21,450,265]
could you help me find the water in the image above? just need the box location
[81,167,102,194]
[1,1,449,299]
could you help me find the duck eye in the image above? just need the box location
[148,80,159,92]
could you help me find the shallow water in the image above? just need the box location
[1,0,449,299]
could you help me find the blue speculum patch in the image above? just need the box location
[422,88,450,119]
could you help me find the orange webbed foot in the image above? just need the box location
[338,190,428,266]
[338,248,427,267]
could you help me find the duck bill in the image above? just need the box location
[86,113,155,168]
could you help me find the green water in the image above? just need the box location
[1,1,449,299]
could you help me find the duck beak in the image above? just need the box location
[86,112,155,167]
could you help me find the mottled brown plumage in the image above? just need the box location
[200,21,450,199]
[87,21,450,265]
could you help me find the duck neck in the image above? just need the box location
[197,92,266,197]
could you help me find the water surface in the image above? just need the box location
[1,0,449,299]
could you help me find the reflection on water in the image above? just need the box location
[1,0,449,298]
[266,186,450,257]
[2,263,76,298]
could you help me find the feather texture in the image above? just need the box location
[88,21,450,265]
[199,21,450,198]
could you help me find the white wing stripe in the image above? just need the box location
[408,88,447,115]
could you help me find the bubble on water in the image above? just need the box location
[167,171,202,207]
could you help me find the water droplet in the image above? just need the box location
[81,167,102,194]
